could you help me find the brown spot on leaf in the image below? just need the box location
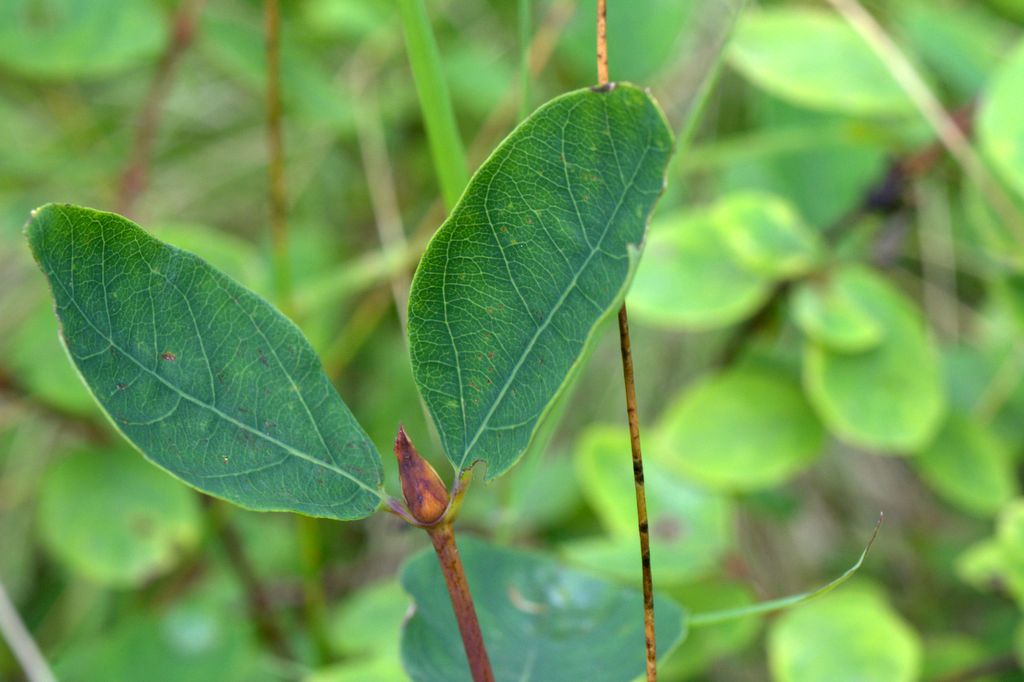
[161,351,176,362]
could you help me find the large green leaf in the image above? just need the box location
[729,9,914,117]
[0,0,164,80]
[26,204,384,520]
[768,585,922,682]
[979,38,1024,199]
[803,265,945,452]
[914,413,1018,518]
[400,536,686,682]
[656,366,825,492]
[628,208,772,330]
[407,85,673,478]
[38,447,201,587]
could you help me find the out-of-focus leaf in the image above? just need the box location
[792,272,885,353]
[730,9,914,116]
[656,366,824,491]
[712,191,822,278]
[38,447,201,587]
[628,209,772,330]
[720,100,890,228]
[305,658,406,682]
[26,204,385,519]
[328,580,408,658]
[915,413,1017,517]
[53,583,265,682]
[954,539,1015,594]
[768,585,922,682]
[660,580,761,680]
[572,426,734,584]
[896,0,1016,99]
[803,265,945,452]
[407,85,673,480]
[400,536,686,682]
[980,38,1024,199]
[0,0,164,80]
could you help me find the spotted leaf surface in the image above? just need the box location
[26,204,384,520]
[407,84,674,478]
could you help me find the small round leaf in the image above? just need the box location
[712,191,822,278]
[768,586,922,682]
[656,366,825,491]
[729,9,915,116]
[803,266,945,452]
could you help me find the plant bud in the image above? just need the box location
[394,426,449,525]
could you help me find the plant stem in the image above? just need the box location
[207,499,292,660]
[265,0,291,304]
[0,579,55,682]
[296,515,331,663]
[397,0,468,212]
[117,0,206,217]
[617,306,658,681]
[426,523,494,682]
[597,2,657,679]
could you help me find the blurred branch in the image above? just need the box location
[0,579,55,682]
[117,0,206,218]
[206,499,293,661]
[824,0,1024,242]
[265,0,292,306]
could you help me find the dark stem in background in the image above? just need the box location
[264,0,329,661]
[394,428,495,682]
[597,1,658,678]
[206,499,292,661]
[264,0,291,304]
[116,0,206,217]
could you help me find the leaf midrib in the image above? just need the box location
[47,265,385,501]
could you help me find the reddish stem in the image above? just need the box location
[426,524,495,682]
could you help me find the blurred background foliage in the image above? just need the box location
[2,0,1024,680]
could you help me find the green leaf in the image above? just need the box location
[656,366,824,492]
[53,581,266,682]
[628,208,772,330]
[712,191,822,278]
[399,536,686,682]
[660,580,761,680]
[305,658,407,682]
[26,204,384,520]
[729,8,914,116]
[791,273,885,353]
[803,265,945,452]
[914,413,1018,518]
[38,447,201,587]
[0,0,164,80]
[407,85,673,479]
[572,425,734,584]
[768,585,922,682]
[980,38,1024,199]
[895,0,1017,100]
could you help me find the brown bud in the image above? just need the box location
[395,426,449,525]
